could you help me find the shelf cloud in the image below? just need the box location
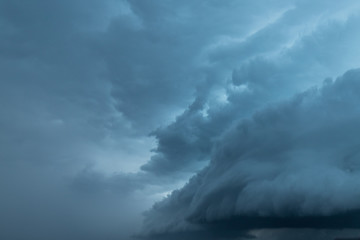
[2,1,360,240]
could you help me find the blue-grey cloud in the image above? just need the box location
[142,69,360,238]
[2,1,360,240]
[139,2,360,179]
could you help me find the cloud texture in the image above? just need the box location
[2,0,360,240]
[142,69,360,237]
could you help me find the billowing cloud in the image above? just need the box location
[140,2,360,179]
[142,69,360,238]
[2,0,360,240]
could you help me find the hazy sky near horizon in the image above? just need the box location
[2,1,360,240]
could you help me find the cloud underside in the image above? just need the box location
[142,69,360,238]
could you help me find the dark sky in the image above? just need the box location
[2,1,360,240]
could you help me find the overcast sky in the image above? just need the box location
[2,1,360,240]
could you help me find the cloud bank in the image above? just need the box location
[142,69,360,238]
[2,0,360,240]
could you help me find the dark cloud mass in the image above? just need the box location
[2,0,360,240]
[142,69,360,238]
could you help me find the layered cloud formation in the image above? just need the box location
[143,69,360,237]
[2,1,360,240]
[140,1,360,179]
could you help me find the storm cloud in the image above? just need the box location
[142,69,360,238]
[2,0,360,240]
